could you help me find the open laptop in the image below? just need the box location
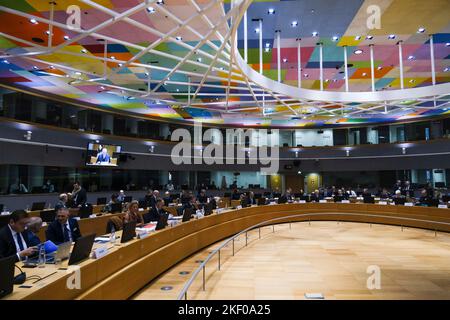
[31,202,46,211]
[68,233,96,265]
[182,208,194,222]
[0,255,15,298]
[26,241,72,265]
[78,204,93,219]
[121,221,137,243]
[155,214,169,231]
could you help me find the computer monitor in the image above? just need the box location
[110,203,122,213]
[204,203,213,216]
[123,196,132,203]
[68,233,96,265]
[138,199,147,209]
[40,210,56,223]
[257,198,266,206]
[78,204,93,219]
[394,198,406,205]
[31,202,46,211]
[0,255,15,298]
[97,197,107,205]
[155,214,168,231]
[363,196,375,204]
[121,221,136,243]
[182,208,193,222]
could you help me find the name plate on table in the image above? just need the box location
[138,208,144,212]
[216,208,224,214]
[438,204,448,209]
[269,202,276,205]
[236,205,242,209]
[319,200,327,203]
[374,198,380,201]
[1,212,10,216]
[299,200,306,204]
[137,231,150,239]
[93,247,109,259]
[404,202,414,207]
[89,214,97,218]
[341,200,350,204]
[378,201,387,205]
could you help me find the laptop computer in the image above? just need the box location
[0,255,15,298]
[155,214,168,231]
[31,202,46,211]
[78,204,93,219]
[121,221,137,244]
[26,241,72,265]
[68,233,96,265]
[110,203,122,213]
[182,208,194,222]
[40,210,56,223]
[204,203,213,216]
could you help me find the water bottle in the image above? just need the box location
[38,245,46,268]
[110,225,116,244]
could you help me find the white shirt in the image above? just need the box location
[61,222,72,242]
[8,224,28,260]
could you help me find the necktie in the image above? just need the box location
[63,224,70,242]
[16,233,24,251]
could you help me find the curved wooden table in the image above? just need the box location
[5,203,450,300]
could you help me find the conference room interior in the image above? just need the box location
[0,0,449,307]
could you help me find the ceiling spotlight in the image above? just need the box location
[2,59,9,64]
[176,36,182,41]
[100,86,105,90]
[377,66,383,70]
[362,72,367,76]
[110,56,116,60]
[146,7,155,13]
[446,43,450,47]
[291,21,298,27]
[304,73,309,78]
[267,8,275,15]
[366,35,373,40]
[264,48,270,52]
[265,42,270,48]
[49,65,55,69]
[81,49,87,53]
[417,27,426,33]
[118,63,123,67]
[74,71,81,75]
[63,35,70,40]
[354,35,361,40]
[197,57,202,62]
[444,67,449,72]
[156,0,164,4]
[283,58,288,63]
[29,18,38,24]
[45,30,50,35]
[353,49,363,54]
[407,55,415,60]
[32,66,38,70]
[332,36,339,42]
[254,28,260,33]
[176,88,180,92]
[409,79,415,83]
[388,34,396,39]
[219,67,225,70]
[312,31,318,37]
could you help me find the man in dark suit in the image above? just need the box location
[146,199,169,222]
[309,190,322,202]
[46,205,81,245]
[0,210,37,261]
[72,181,87,207]
[96,147,111,163]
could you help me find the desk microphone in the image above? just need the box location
[14,265,26,285]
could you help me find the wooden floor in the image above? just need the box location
[132,221,450,300]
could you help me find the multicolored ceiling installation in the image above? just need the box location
[0,0,449,128]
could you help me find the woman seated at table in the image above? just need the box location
[123,200,144,227]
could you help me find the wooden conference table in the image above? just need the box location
[4,202,450,300]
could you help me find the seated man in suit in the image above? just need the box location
[146,199,170,222]
[0,210,37,261]
[26,216,43,247]
[96,147,111,164]
[46,205,81,244]
[197,189,208,204]
[309,189,322,202]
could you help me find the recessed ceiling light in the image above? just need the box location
[283,58,288,63]
[312,31,318,37]
[267,8,275,15]
[32,66,38,70]
[176,88,179,92]
[118,63,123,67]
[75,71,81,75]
[81,49,87,53]
[100,86,105,90]
[265,42,270,48]
[156,0,164,4]
[354,35,361,40]
[446,43,450,47]
[407,55,415,60]
[366,35,373,40]
[417,27,426,33]
[254,28,260,33]
[45,30,50,35]
[353,49,363,55]
[146,7,155,13]
[63,35,70,40]
[388,34,396,39]
[444,67,449,72]
[264,48,270,52]
[409,79,415,83]
[304,73,309,78]
[291,21,298,27]
[49,65,54,69]
[29,18,38,24]
[332,36,339,42]
[176,36,182,41]
[197,57,202,62]
[362,72,367,76]
[219,67,224,70]
[110,56,116,60]
[377,66,382,70]
[2,59,9,64]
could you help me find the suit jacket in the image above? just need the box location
[145,207,167,223]
[45,218,81,245]
[73,188,87,207]
[0,225,34,261]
